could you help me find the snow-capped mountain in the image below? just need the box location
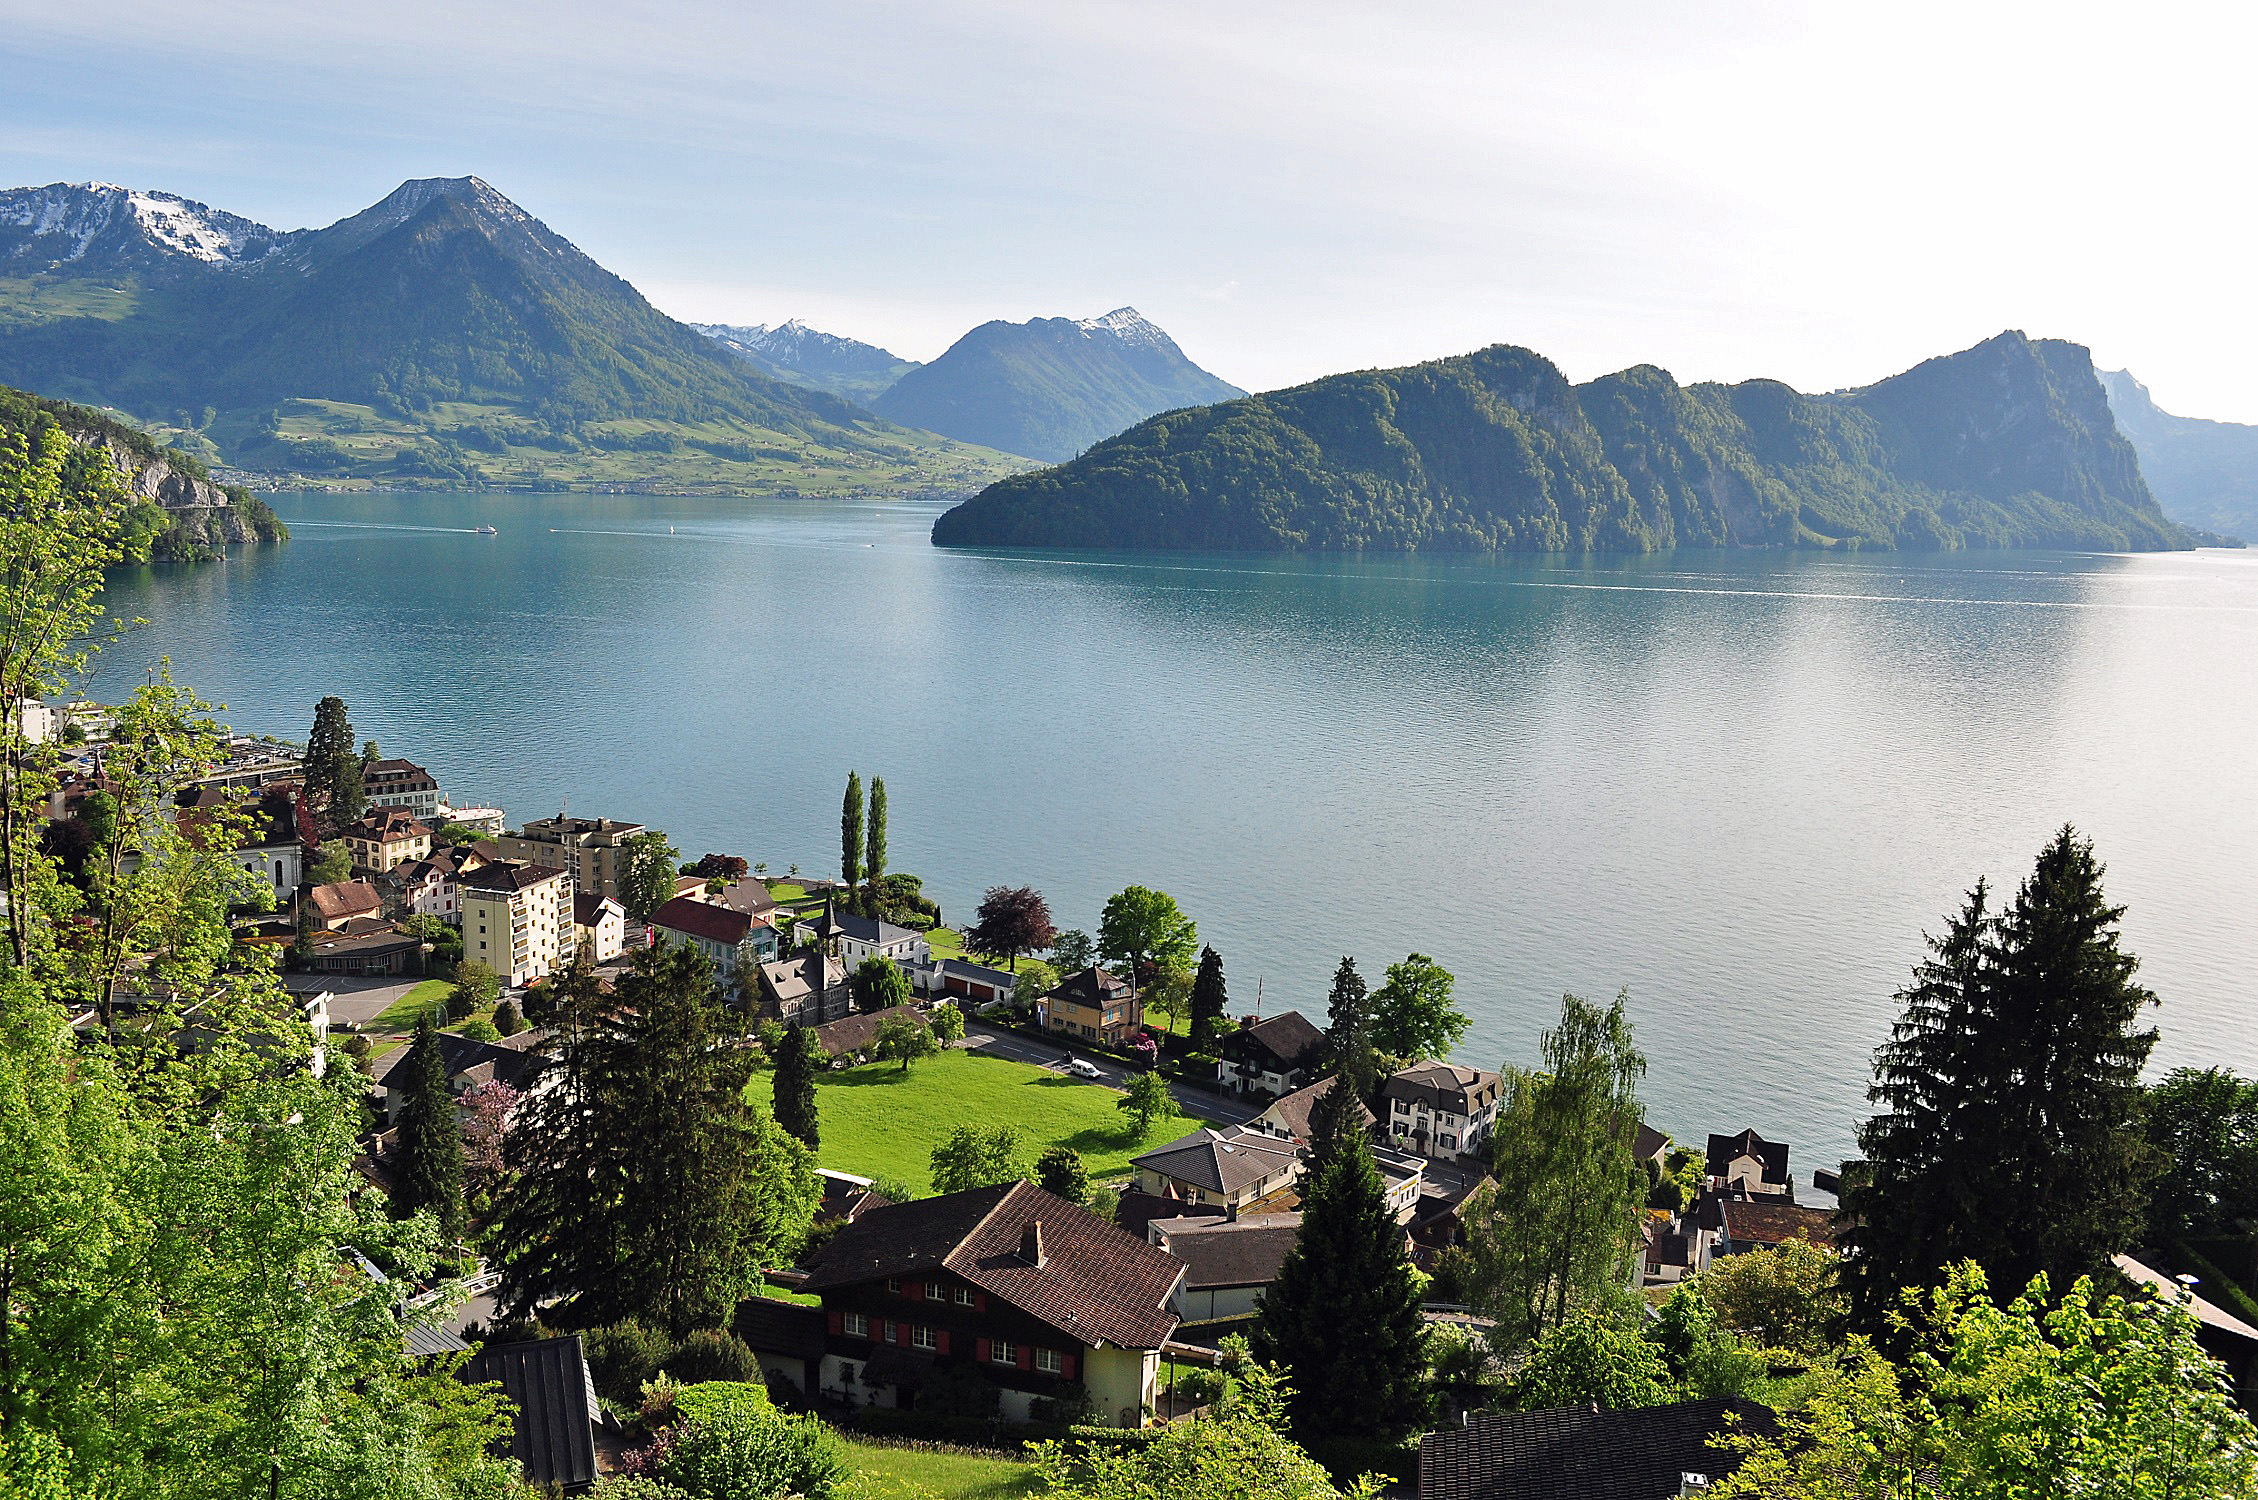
[0,182,299,275]
[692,318,919,404]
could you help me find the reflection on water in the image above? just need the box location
[90,494,2258,1167]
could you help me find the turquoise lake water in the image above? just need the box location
[88,492,2258,1169]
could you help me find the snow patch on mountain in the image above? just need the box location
[0,182,289,268]
[1072,306,1175,352]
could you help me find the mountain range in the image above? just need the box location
[692,319,918,405]
[0,179,1018,495]
[2100,371,2258,540]
[933,331,2193,554]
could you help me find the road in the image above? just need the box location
[960,1020,1262,1128]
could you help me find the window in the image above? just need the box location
[990,1338,1015,1366]
[883,1320,898,1345]
[911,1325,937,1350]
[885,1277,901,1293]
[1035,1347,1063,1374]
[955,1287,975,1306]
[927,1282,946,1301]
[843,1312,869,1338]
[1394,1099,1410,1113]
[1441,1135,1458,1150]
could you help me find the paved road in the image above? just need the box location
[960,1021,1261,1128]
[292,975,429,1029]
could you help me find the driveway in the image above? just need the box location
[960,1020,1261,1127]
[296,975,429,1029]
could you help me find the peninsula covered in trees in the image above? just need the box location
[932,330,2194,555]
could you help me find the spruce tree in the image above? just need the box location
[773,1024,819,1151]
[393,1010,464,1237]
[840,771,863,896]
[865,776,887,894]
[1188,944,1227,1048]
[1323,956,1378,1101]
[1036,1144,1089,1207]
[1844,828,2160,1334]
[302,695,363,828]
[1251,1124,1432,1446]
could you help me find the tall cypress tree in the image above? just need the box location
[1251,1125,1431,1446]
[840,771,863,897]
[865,776,887,894]
[773,1024,820,1151]
[1324,956,1378,1101]
[1844,827,2160,1335]
[1188,945,1227,1048]
[393,1010,464,1237]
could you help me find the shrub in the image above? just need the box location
[493,999,523,1036]
[585,1321,680,1405]
[662,1407,846,1500]
[674,1381,773,1428]
[459,1017,501,1043]
[593,1478,692,1499]
[668,1329,760,1385]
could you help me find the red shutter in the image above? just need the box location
[827,1309,843,1335]
[974,1292,987,1312]
[897,1321,911,1348]
[936,1330,951,1355]
[1016,1344,1032,1371]
[1061,1353,1077,1380]
[976,1337,991,1363]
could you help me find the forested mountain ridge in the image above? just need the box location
[0,178,1019,495]
[2101,370,2258,540]
[932,331,2190,553]
[872,307,1245,463]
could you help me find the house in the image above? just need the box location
[342,806,433,874]
[1419,1398,1776,1500]
[818,1168,892,1225]
[733,1298,830,1398]
[755,949,854,1027]
[1131,1125,1304,1217]
[709,875,779,924]
[1218,1010,1327,1097]
[783,1180,1184,1427]
[459,861,575,987]
[177,784,309,901]
[1706,1129,1793,1197]
[1252,1075,1374,1144]
[1382,1060,1503,1162]
[572,891,626,962]
[810,1004,929,1062]
[397,844,489,926]
[2115,1253,2258,1394]
[492,814,646,901]
[362,758,444,818]
[306,879,383,928]
[1715,1197,1836,1257]
[376,1030,555,1123]
[303,928,422,977]
[1038,965,1142,1046]
[455,1336,599,1493]
[1149,1212,1301,1327]
[914,956,1019,1006]
[804,899,932,973]
[650,894,779,979]
[438,803,506,835]
[1633,1121,1671,1172]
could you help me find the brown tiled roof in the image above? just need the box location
[1420,1399,1775,1500]
[1222,1010,1325,1072]
[1262,1075,1373,1142]
[460,861,570,895]
[349,806,430,842]
[651,895,754,945]
[1154,1215,1302,1291]
[364,758,437,787]
[1383,1059,1502,1114]
[308,880,381,924]
[800,1181,1183,1350]
[810,1004,926,1058]
[1718,1198,1836,1250]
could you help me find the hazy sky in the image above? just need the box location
[4,1,2251,415]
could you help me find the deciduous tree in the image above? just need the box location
[875,1012,937,1072]
[1036,1145,1089,1207]
[1698,1236,1844,1358]
[1118,1069,1173,1139]
[2143,1067,2258,1245]
[1049,930,1095,973]
[1369,952,1468,1062]
[966,885,1057,972]
[930,1125,1023,1194]
[620,828,681,927]
[1506,1306,1672,1411]
[929,1001,965,1043]
[1097,886,1196,985]
[852,954,911,1013]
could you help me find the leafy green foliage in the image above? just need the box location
[1368,952,1467,1062]
[1036,1145,1089,1207]
[449,959,500,1022]
[771,1025,819,1150]
[864,776,888,890]
[966,885,1056,972]
[874,1012,937,1072]
[929,1124,1023,1195]
[659,1403,847,1500]
[1507,1306,1673,1411]
[621,829,682,927]
[2143,1067,2258,1243]
[1698,1238,1845,1359]
[1649,1282,1766,1400]
[934,332,2191,554]
[852,954,912,1014]
[1117,1070,1172,1139]
[306,839,352,885]
[929,1001,965,1043]
[303,694,363,829]
[1096,886,1195,982]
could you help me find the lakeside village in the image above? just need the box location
[33,688,2258,1500]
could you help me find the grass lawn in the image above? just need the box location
[840,1439,1038,1499]
[370,979,453,1032]
[761,1050,1194,1192]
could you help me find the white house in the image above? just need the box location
[804,900,930,973]
[573,892,627,963]
[1380,1060,1503,1162]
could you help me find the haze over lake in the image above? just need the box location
[90,494,2258,1169]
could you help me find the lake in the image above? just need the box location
[87,492,2258,1170]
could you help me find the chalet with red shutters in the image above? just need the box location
[786,1180,1184,1427]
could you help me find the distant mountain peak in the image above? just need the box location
[690,318,917,403]
[0,181,294,272]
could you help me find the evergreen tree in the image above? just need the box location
[1323,956,1378,1101]
[865,775,887,892]
[772,1024,819,1151]
[840,771,864,895]
[1843,828,2160,1334]
[393,1009,464,1236]
[1188,944,1228,1047]
[1036,1144,1089,1206]
[302,695,363,828]
[494,943,819,1336]
[1251,1123,1432,1445]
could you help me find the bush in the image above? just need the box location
[662,1407,846,1500]
[593,1478,692,1499]
[493,999,523,1036]
[674,1381,773,1427]
[668,1329,760,1386]
[458,1018,501,1043]
[585,1321,680,1405]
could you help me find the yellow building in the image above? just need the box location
[460,861,574,987]
[342,806,432,873]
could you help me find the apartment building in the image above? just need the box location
[460,861,575,987]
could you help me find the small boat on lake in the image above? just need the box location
[474,525,498,536]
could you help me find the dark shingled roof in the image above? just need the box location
[810,1004,927,1058]
[1262,1075,1373,1142]
[735,1297,828,1362]
[1382,1059,1502,1114]
[1707,1128,1792,1189]
[1131,1125,1301,1196]
[800,1181,1183,1350]
[1719,1197,1837,1250]
[458,1336,599,1492]
[651,894,757,945]
[460,860,571,895]
[1221,1010,1326,1072]
[1419,1398,1775,1500]
[1154,1214,1302,1291]
[1634,1122,1670,1162]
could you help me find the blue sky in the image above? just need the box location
[5,0,2252,416]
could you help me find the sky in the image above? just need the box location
[3,0,2253,416]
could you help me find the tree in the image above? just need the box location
[1323,956,1378,1101]
[1143,957,1193,1038]
[306,838,352,886]
[1698,1236,1844,1358]
[1842,830,2160,1335]
[1252,1122,1432,1445]
[1457,990,1646,1352]
[302,694,364,829]
[360,738,381,766]
[852,954,911,1013]
[1506,1306,1673,1411]
[865,775,888,893]
[1188,945,1228,1047]
[2143,1067,2258,1244]
[1050,929,1096,972]
[1649,1281,1764,1399]
[1098,886,1197,985]
[965,885,1057,972]
[458,1078,519,1211]
[840,770,863,894]
[929,1001,965,1043]
[493,943,819,1335]
[875,1012,937,1072]
[1118,1070,1173,1139]
[449,958,499,1023]
[491,999,522,1036]
[1037,1145,1089,1207]
[395,1009,467,1234]
[1369,953,1469,1062]
[772,1024,820,1150]
[620,828,681,927]
[930,1125,1023,1194]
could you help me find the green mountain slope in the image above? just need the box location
[933,331,2190,553]
[872,307,1244,462]
[0,178,1021,496]
[2101,370,2258,540]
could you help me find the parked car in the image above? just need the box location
[1067,1058,1104,1080]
